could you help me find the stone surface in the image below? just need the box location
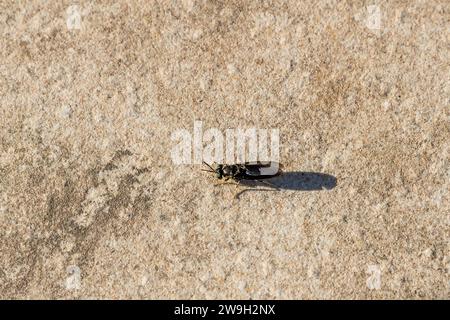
[0,1,448,299]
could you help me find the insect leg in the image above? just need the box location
[213,180,239,187]
[234,187,276,199]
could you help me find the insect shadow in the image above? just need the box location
[236,172,337,198]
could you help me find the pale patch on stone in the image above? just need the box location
[251,12,275,37]
[126,82,138,111]
[119,206,133,220]
[199,77,211,91]
[422,248,433,258]
[0,192,8,216]
[316,235,334,260]
[182,0,194,12]
[366,264,381,290]
[65,265,81,290]
[93,111,106,123]
[60,236,76,253]
[106,238,118,250]
[431,189,444,206]
[75,184,109,227]
[141,275,148,286]
[354,5,383,36]
[60,105,72,118]
[199,272,210,283]
[255,12,274,29]
[155,169,166,181]
[227,64,237,74]
[322,149,338,170]
[237,280,246,292]
[191,29,203,40]
[366,5,382,31]
[284,71,309,96]
[66,5,82,30]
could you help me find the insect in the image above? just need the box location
[202,161,283,194]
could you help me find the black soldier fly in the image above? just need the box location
[202,161,283,194]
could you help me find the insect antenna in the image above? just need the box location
[202,161,215,172]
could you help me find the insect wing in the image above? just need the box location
[242,161,282,179]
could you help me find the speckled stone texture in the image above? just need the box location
[0,0,448,299]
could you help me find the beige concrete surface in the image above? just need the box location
[0,0,449,299]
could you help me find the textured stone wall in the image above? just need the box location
[0,0,448,299]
